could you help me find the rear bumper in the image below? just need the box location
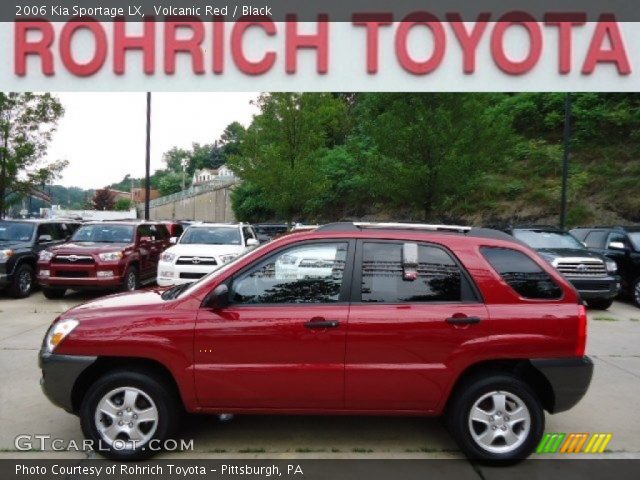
[567,276,620,300]
[39,350,97,414]
[531,356,594,413]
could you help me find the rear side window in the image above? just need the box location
[481,247,562,300]
[361,242,465,303]
[584,231,607,248]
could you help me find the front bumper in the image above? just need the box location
[157,262,216,286]
[38,275,124,289]
[0,273,10,288]
[567,275,620,300]
[531,356,594,413]
[39,350,97,414]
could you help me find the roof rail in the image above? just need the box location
[317,222,472,233]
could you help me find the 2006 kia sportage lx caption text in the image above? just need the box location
[39,223,593,462]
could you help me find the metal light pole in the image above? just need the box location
[560,93,572,230]
[144,92,152,220]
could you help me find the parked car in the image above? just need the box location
[157,223,259,286]
[0,219,80,298]
[39,222,592,462]
[37,221,170,298]
[253,223,289,243]
[570,225,640,307]
[497,226,620,309]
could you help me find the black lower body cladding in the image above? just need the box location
[39,350,97,413]
[530,356,594,413]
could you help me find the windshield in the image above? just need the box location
[0,221,35,242]
[71,224,134,243]
[629,232,640,251]
[513,230,585,250]
[180,226,241,245]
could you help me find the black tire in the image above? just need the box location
[9,263,34,298]
[80,369,180,460]
[633,277,640,309]
[42,287,66,300]
[121,265,139,292]
[586,298,614,310]
[447,373,544,464]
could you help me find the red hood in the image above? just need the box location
[63,288,169,319]
[50,241,133,255]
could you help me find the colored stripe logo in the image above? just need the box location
[537,433,612,454]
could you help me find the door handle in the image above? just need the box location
[305,319,341,329]
[446,316,481,326]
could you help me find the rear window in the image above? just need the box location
[481,247,562,300]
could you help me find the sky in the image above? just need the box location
[44,92,260,189]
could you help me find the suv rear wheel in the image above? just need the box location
[9,264,34,298]
[80,370,179,460]
[586,298,614,310]
[447,373,544,463]
[122,266,139,292]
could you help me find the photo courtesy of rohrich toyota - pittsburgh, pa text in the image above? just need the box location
[0,1,639,479]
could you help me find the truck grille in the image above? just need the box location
[55,270,89,278]
[176,256,217,266]
[53,255,95,265]
[555,259,606,277]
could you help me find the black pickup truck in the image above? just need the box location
[571,226,640,308]
[0,219,80,298]
[501,226,620,309]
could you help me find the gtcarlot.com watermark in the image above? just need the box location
[14,434,194,452]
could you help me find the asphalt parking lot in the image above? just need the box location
[1,290,639,462]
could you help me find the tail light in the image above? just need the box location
[576,304,588,357]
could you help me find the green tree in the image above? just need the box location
[229,93,349,222]
[0,93,66,218]
[220,121,246,158]
[157,171,183,196]
[114,197,133,211]
[231,181,276,223]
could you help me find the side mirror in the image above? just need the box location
[38,234,53,243]
[608,241,627,251]
[202,284,229,309]
[246,238,259,247]
[169,237,178,244]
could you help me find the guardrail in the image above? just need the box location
[142,178,239,208]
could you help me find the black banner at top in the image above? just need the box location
[6,0,640,22]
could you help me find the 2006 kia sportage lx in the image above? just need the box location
[39,223,593,462]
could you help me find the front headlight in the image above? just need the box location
[38,250,54,262]
[606,260,618,274]
[219,253,239,264]
[98,251,123,262]
[160,252,177,263]
[0,249,14,262]
[44,319,79,353]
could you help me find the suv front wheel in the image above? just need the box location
[80,369,179,460]
[447,373,544,463]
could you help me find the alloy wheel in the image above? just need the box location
[94,386,158,450]
[468,390,531,454]
[18,269,32,295]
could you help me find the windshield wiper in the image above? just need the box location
[161,282,192,300]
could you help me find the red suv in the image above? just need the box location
[37,221,170,298]
[39,223,592,461]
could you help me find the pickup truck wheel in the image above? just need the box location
[586,298,614,310]
[80,370,179,460]
[122,266,139,292]
[447,373,544,464]
[9,264,34,298]
[633,278,640,308]
[42,287,66,300]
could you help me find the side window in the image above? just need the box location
[137,225,152,239]
[155,224,169,240]
[242,227,255,244]
[361,242,464,303]
[231,242,348,304]
[584,231,607,248]
[481,247,562,300]
[607,232,628,249]
[37,224,56,241]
